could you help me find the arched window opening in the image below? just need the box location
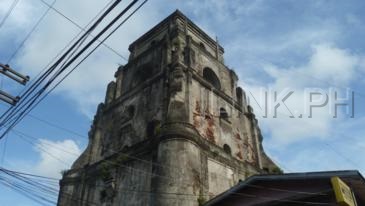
[199,42,206,51]
[203,67,221,90]
[138,67,153,82]
[236,87,243,106]
[146,120,161,138]
[132,62,154,88]
[220,107,229,119]
[223,144,231,155]
[126,105,135,118]
[150,40,157,47]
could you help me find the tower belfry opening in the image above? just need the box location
[58,10,278,206]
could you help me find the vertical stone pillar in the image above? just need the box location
[154,138,202,206]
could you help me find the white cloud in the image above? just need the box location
[5,0,163,117]
[308,44,360,85]
[0,0,36,30]
[33,139,81,178]
[243,43,363,145]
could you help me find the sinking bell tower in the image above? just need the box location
[58,10,278,206]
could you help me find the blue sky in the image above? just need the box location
[0,0,365,205]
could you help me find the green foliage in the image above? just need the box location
[100,162,112,180]
[272,166,284,174]
[197,193,206,206]
[154,123,161,136]
[116,154,128,164]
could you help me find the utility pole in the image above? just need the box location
[0,63,29,105]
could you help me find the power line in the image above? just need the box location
[20,112,354,200]
[1,0,147,137]
[6,0,57,64]
[12,129,81,156]
[0,0,132,127]
[9,0,151,135]
[38,0,128,61]
[4,125,335,205]
[1,168,59,195]
[13,108,278,187]
[8,87,294,188]
[0,0,114,128]
[0,169,58,200]
[11,127,332,199]
[8,0,116,100]
[0,179,55,206]
[0,169,58,205]
[14,131,72,166]
[0,167,59,180]
[0,0,114,119]
[0,133,8,166]
[0,166,333,206]
[324,142,362,169]
[0,0,20,30]
[0,1,157,188]
[27,113,86,138]
[0,0,130,138]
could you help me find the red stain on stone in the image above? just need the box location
[236,151,243,160]
[235,133,241,140]
[193,113,200,128]
[193,101,201,128]
[204,110,215,143]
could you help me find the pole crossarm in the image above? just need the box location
[0,63,30,85]
[0,90,19,105]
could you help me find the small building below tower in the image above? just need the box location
[204,170,365,206]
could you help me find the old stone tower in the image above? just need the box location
[58,10,278,206]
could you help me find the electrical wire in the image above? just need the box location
[0,172,58,205]
[13,131,77,166]
[0,0,20,30]
[0,0,127,137]
[10,113,299,197]
[0,173,58,205]
[0,0,123,124]
[38,0,128,61]
[27,113,86,138]
[14,0,116,96]
[6,0,150,138]
[0,167,333,206]
[0,167,59,181]
[10,128,333,200]
[0,0,116,126]
[3,118,336,205]
[6,0,57,64]
[0,133,8,165]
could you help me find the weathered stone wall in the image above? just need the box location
[207,158,236,197]
[155,139,202,206]
[58,10,278,206]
